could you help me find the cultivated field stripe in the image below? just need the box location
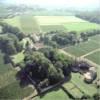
[81,48,100,58]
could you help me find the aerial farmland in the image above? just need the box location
[0,1,100,100]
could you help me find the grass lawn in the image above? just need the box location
[0,80,33,99]
[35,16,86,25]
[39,88,70,100]
[3,16,21,29]
[2,15,40,34]
[11,51,25,65]
[0,51,33,99]
[70,73,97,97]
[35,16,100,32]
[0,51,13,75]
[85,50,100,79]
[62,82,83,98]
[85,51,100,65]
[2,15,100,33]
[64,35,100,57]
[20,15,40,33]
[64,22,100,32]
[40,25,67,32]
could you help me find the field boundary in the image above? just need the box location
[80,48,100,58]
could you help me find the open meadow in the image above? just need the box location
[0,15,100,99]
[85,51,100,65]
[64,35,100,57]
[1,15,100,33]
[0,51,33,99]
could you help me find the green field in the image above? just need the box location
[40,25,67,32]
[85,51,100,65]
[38,88,70,100]
[64,22,100,32]
[1,15,100,34]
[0,51,34,99]
[62,82,83,98]
[0,51,13,75]
[85,51,100,79]
[11,51,25,65]
[35,73,98,100]
[64,35,100,57]
[0,81,33,99]
[70,73,97,96]
[2,15,40,34]
[35,16,87,25]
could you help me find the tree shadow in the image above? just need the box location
[3,54,11,64]
[39,74,72,99]
[16,69,31,88]
[39,85,60,98]
[16,66,72,99]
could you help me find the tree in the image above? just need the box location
[80,32,88,41]
[93,93,100,100]
[5,41,17,55]
[23,51,65,84]
[0,33,22,55]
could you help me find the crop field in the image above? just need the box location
[35,16,100,32]
[62,82,83,98]
[35,16,87,25]
[64,35,100,57]
[0,51,13,75]
[85,50,100,79]
[70,73,97,96]
[64,22,100,32]
[0,81,33,99]
[35,73,98,100]
[37,88,70,100]
[2,15,40,34]
[0,51,34,99]
[1,15,100,33]
[40,25,67,32]
[85,51,100,65]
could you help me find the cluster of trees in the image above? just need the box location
[0,22,25,40]
[42,31,78,47]
[19,47,72,89]
[42,29,100,48]
[76,12,100,24]
[0,22,25,55]
[52,31,78,46]
[0,34,22,55]
[80,30,100,41]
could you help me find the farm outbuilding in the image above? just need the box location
[84,70,97,83]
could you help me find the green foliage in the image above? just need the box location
[0,33,23,55]
[65,35,100,57]
[76,12,100,24]
[0,22,25,40]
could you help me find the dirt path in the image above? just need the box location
[23,85,37,100]
[59,49,76,58]
[80,48,100,58]
[14,67,38,100]
[59,49,99,68]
